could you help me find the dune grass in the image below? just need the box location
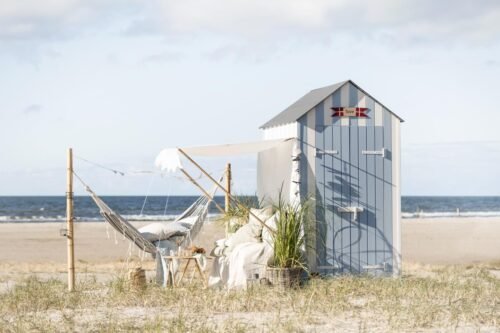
[0,264,498,332]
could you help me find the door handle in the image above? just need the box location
[337,206,364,221]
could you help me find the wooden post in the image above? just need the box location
[66,148,75,292]
[225,163,231,213]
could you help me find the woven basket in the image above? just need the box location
[128,267,146,290]
[266,267,303,289]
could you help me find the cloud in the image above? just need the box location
[486,59,500,66]
[23,104,43,115]
[1,0,499,58]
[0,2,75,41]
[140,51,182,64]
[141,0,500,45]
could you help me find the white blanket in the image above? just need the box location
[208,212,277,290]
[208,241,273,290]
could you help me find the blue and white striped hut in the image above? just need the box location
[257,80,403,276]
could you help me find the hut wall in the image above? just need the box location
[262,122,298,140]
[298,81,401,275]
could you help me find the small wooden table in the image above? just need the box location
[162,255,208,288]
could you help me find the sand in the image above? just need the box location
[402,217,500,264]
[0,217,499,267]
[1,218,498,332]
[0,220,225,266]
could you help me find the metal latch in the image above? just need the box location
[362,148,385,158]
[338,206,364,221]
[316,148,339,157]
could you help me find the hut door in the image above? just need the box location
[315,124,393,274]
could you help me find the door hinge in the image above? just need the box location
[362,262,390,272]
[316,148,339,157]
[362,148,385,158]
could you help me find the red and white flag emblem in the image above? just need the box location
[331,107,368,117]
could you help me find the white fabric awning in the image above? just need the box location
[179,138,294,156]
[155,138,294,172]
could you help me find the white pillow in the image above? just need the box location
[139,222,188,241]
[210,239,227,257]
[225,223,260,252]
[262,212,278,246]
[215,238,226,248]
[247,206,273,237]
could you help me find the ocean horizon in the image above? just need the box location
[0,195,499,222]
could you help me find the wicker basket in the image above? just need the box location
[266,267,303,289]
[128,267,146,290]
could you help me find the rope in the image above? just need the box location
[76,155,159,177]
[163,178,172,218]
[72,171,89,189]
[139,173,155,216]
[75,155,126,176]
[75,154,223,186]
[171,172,204,181]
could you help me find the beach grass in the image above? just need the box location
[0,264,498,332]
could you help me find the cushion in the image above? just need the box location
[247,206,273,238]
[262,212,278,246]
[215,238,226,248]
[225,223,260,252]
[139,222,188,241]
[210,239,226,257]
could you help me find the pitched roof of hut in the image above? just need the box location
[260,79,403,129]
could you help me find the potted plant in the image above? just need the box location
[266,195,310,289]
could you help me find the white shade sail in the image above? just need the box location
[179,138,294,156]
[155,138,294,172]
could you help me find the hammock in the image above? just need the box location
[84,181,219,254]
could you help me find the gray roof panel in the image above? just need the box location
[260,80,403,128]
[260,81,346,129]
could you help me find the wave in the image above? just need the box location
[402,211,500,218]
[1,211,499,222]
[0,213,223,223]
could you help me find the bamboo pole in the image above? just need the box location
[177,148,274,234]
[225,163,231,213]
[66,148,75,292]
[224,163,232,237]
[179,168,225,214]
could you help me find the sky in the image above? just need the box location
[1,0,500,196]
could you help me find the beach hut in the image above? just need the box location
[257,80,403,276]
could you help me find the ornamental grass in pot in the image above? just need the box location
[266,196,310,289]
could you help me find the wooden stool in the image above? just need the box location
[163,255,208,288]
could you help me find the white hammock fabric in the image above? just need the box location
[85,183,216,254]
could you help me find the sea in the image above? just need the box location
[0,196,500,223]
